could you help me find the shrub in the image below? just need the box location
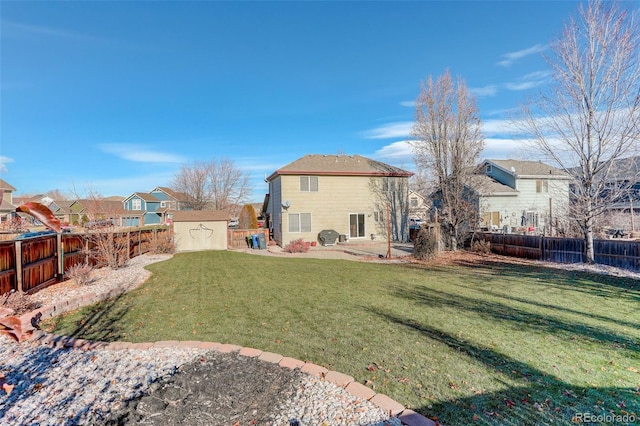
[284,238,310,253]
[238,204,258,229]
[150,228,175,254]
[470,239,491,254]
[65,262,94,286]
[1,290,41,316]
[413,227,438,260]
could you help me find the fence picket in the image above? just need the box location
[483,233,640,272]
[0,228,170,295]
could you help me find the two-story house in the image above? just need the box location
[474,159,571,234]
[408,190,430,221]
[122,193,162,226]
[122,187,192,226]
[0,179,16,222]
[265,154,413,246]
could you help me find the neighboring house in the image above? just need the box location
[70,199,128,226]
[408,190,429,221]
[173,210,229,252]
[52,200,75,224]
[597,156,640,212]
[473,159,571,234]
[0,179,16,221]
[265,154,413,246]
[122,192,162,226]
[122,187,192,226]
[150,187,193,211]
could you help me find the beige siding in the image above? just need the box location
[268,177,283,244]
[174,221,228,252]
[277,174,391,246]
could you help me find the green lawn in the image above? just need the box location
[45,251,640,425]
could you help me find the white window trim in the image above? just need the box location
[288,212,311,233]
[349,213,366,238]
[132,199,142,211]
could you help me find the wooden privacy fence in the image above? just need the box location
[0,228,171,295]
[482,233,640,272]
[228,229,269,248]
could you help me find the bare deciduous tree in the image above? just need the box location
[369,176,411,242]
[515,0,640,263]
[209,157,251,211]
[171,157,252,211]
[171,161,211,210]
[410,70,485,250]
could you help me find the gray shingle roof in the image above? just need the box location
[0,179,16,191]
[268,154,413,180]
[486,159,570,178]
[469,174,519,195]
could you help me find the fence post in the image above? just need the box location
[57,233,63,280]
[15,240,23,293]
[540,235,544,261]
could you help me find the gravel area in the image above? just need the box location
[1,254,403,426]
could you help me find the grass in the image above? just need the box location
[44,251,640,425]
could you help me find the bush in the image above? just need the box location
[238,204,258,229]
[413,227,438,260]
[65,262,94,286]
[470,239,491,254]
[150,228,175,254]
[1,290,41,315]
[284,238,310,253]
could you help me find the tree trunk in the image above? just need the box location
[584,226,595,264]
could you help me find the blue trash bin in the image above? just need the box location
[252,234,259,249]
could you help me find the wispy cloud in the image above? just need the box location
[373,140,415,160]
[504,70,551,91]
[497,44,546,67]
[363,121,413,139]
[1,20,87,40]
[75,170,180,197]
[400,100,416,108]
[1,19,164,52]
[0,156,14,173]
[369,137,531,170]
[483,118,519,137]
[470,85,498,97]
[99,144,187,163]
[363,117,520,142]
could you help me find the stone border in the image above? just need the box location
[4,284,438,426]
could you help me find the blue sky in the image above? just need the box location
[1,1,596,201]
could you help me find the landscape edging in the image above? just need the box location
[10,282,438,426]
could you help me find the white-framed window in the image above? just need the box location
[524,211,539,227]
[132,199,142,210]
[373,211,384,222]
[410,196,419,207]
[288,213,311,232]
[536,180,549,193]
[485,164,492,173]
[160,201,167,208]
[349,213,365,238]
[382,178,396,193]
[299,176,319,192]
